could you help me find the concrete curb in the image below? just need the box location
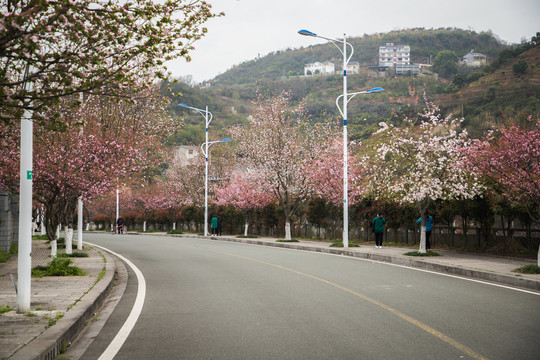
[169,234,540,292]
[9,249,116,360]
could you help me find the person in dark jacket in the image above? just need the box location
[372,213,386,248]
[217,215,223,236]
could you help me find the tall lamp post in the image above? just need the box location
[17,83,33,313]
[178,104,226,236]
[200,138,231,236]
[298,29,384,248]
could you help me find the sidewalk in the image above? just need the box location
[0,234,538,360]
[0,239,115,360]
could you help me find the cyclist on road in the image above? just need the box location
[117,217,125,234]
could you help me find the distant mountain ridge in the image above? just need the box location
[165,28,539,145]
[213,28,507,85]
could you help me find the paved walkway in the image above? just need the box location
[0,239,115,360]
[0,233,538,359]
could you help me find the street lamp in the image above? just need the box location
[17,81,33,313]
[178,103,225,236]
[200,138,230,236]
[299,29,384,248]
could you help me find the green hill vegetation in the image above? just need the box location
[439,43,540,135]
[214,27,506,84]
[163,28,540,145]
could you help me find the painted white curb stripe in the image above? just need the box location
[88,242,147,360]
[231,240,540,296]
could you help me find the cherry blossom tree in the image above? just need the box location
[465,116,540,264]
[359,100,484,253]
[309,137,365,208]
[164,142,235,226]
[122,181,179,231]
[1,0,221,126]
[165,148,206,207]
[215,170,274,236]
[230,92,335,240]
[0,89,174,244]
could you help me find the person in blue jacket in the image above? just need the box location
[211,215,218,235]
[417,211,433,250]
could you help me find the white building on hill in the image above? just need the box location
[304,61,335,76]
[462,50,489,66]
[344,61,360,74]
[174,145,199,167]
[379,43,411,67]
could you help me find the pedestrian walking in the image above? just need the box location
[417,211,433,250]
[217,215,222,236]
[211,215,218,236]
[372,212,386,248]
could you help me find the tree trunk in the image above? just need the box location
[285,220,292,240]
[244,223,249,236]
[417,202,428,253]
[51,239,57,258]
[40,205,46,236]
[65,226,73,255]
[419,221,427,253]
[44,208,60,258]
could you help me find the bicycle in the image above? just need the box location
[113,224,128,234]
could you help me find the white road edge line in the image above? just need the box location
[219,239,540,296]
[87,242,147,360]
[365,256,540,296]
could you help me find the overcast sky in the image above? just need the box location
[167,0,540,82]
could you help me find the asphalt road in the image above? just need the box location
[78,233,540,360]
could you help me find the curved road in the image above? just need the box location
[79,233,540,359]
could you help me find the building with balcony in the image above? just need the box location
[379,43,411,67]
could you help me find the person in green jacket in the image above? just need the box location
[211,215,218,235]
[372,213,386,248]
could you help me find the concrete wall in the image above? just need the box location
[0,190,17,253]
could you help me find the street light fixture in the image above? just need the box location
[178,103,227,236]
[299,29,384,248]
[200,138,230,236]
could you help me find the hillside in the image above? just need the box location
[440,44,540,135]
[164,28,539,145]
[213,28,506,85]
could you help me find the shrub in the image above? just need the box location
[153,209,171,225]
[404,251,441,257]
[0,249,8,263]
[513,264,540,274]
[93,214,112,228]
[58,252,89,258]
[122,211,143,226]
[167,229,183,234]
[32,257,85,277]
[513,59,528,75]
[330,241,360,247]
